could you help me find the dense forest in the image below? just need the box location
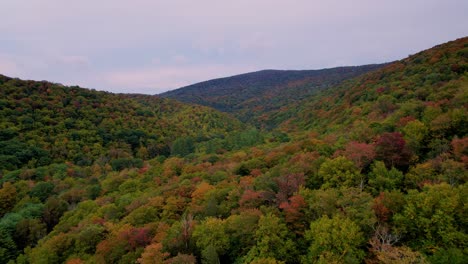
[0,37,466,264]
[160,65,385,127]
[0,78,246,171]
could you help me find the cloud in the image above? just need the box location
[171,55,189,65]
[0,55,21,76]
[56,55,90,69]
[237,33,275,54]
[101,64,257,94]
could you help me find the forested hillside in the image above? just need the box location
[0,75,245,171]
[161,65,385,127]
[0,37,467,264]
[281,37,468,160]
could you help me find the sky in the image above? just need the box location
[1,0,467,94]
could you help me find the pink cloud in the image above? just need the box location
[57,55,90,67]
[0,55,21,76]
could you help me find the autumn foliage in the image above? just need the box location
[0,37,467,263]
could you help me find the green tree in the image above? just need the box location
[14,219,47,249]
[28,232,74,264]
[225,211,261,261]
[303,215,365,264]
[29,182,55,202]
[402,120,428,155]
[318,156,361,189]
[0,228,17,263]
[393,183,466,252]
[74,224,106,254]
[244,213,296,263]
[42,197,69,231]
[192,217,229,264]
[368,161,404,195]
[171,137,195,157]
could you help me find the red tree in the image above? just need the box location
[375,132,412,169]
[341,141,376,170]
[275,173,305,205]
[279,194,306,234]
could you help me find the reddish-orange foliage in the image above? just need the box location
[118,227,152,250]
[137,243,169,264]
[264,151,283,167]
[182,162,212,174]
[251,147,265,158]
[250,169,262,177]
[279,194,306,233]
[239,189,263,208]
[92,217,106,226]
[138,165,149,174]
[396,116,416,127]
[280,143,302,155]
[162,196,186,220]
[66,259,84,264]
[451,137,468,163]
[372,193,391,223]
[340,141,376,169]
[239,176,255,189]
[276,173,305,205]
[288,151,320,175]
[376,86,389,94]
[191,182,214,202]
[375,132,411,169]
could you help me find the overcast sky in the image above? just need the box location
[1,0,467,94]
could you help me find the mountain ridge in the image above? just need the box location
[160,64,387,127]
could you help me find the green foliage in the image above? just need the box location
[318,156,361,188]
[393,183,466,252]
[402,120,428,155]
[244,213,296,263]
[224,212,260,261]
[192,217,229,261]
[123,206,159,226]
[29,182,55,202]
[14,219,47,249]
[74,224,106,254]
[110,158,144,171]
[300,187,376,232]
[43,197,69,231]
[368,161,404,195]
[0,140,50,170]
[171,137,195,157]
[303,215,365,264]
[0,228,17,263]
[427,248,466,264]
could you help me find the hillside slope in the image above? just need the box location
[160,65,385,126]
[0,75,243,170]
[281,37,467,155]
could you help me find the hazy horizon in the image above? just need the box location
[1,0,467,94]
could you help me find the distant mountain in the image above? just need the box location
[0,75,243,170]
[160,65,386,127]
